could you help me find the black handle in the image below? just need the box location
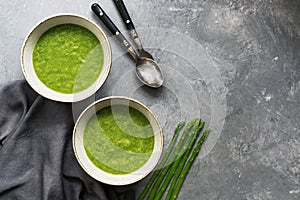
[91,3,138,60]
[113,0,143,50]
[113,0,135,31]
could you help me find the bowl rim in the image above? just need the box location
[20,13,112,103]
[72,96,164,185]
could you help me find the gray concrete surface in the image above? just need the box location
[0,0,299,199]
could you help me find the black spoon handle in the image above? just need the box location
[113,0,135,31]
[112,0,143,49]
[91,3,138,60]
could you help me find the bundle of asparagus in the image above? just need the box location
[138,118,210,200]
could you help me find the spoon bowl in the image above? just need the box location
[136,57,164,88]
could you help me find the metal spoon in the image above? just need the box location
[92,3,164,88]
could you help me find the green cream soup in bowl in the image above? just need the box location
[84,105,154,175]
[73,97,163,185]
[21,14,112,102]
[33,24,104,94]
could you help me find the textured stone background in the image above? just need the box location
[0,0,299,199]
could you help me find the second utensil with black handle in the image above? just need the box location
[113,0,154,60]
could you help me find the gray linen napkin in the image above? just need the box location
[0,80,134,200]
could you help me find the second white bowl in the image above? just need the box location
[73,96,164,185]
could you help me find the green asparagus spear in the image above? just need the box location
[170,129,210,200]
[158,122,205,200]
[147,119,200,199]
[138,121,185,200]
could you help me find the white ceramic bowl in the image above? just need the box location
[21,14,112,102]
[73,96,163,185]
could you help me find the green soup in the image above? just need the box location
[32,24,104,94]
[83,105,154,175]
